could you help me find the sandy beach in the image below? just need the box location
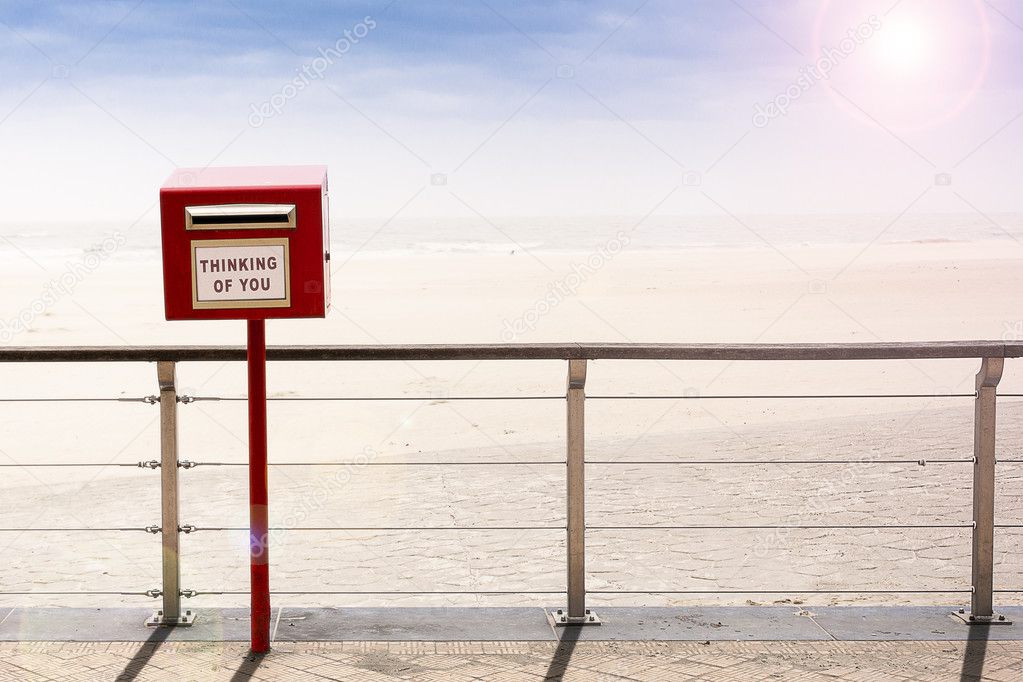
[1,235,1021,609]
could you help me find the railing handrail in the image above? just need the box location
[0,340,1018,362]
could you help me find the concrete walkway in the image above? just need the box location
[2,606,1021,642]
[2,640,1023,681]
[1,607,1021,680]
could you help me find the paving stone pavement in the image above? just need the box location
[2,640,1022,681]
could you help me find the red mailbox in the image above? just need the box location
[160,165,330,320]
[158,165,330,652]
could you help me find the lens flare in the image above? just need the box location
[813,0,990,132]
[873,16,930,73]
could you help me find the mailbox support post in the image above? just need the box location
[956,357,1011,625]
[248,320,272,651]
[147,361,195,626]
[551,359,599,626]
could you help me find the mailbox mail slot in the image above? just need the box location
[160,166,329,320]
[185,204,297,231]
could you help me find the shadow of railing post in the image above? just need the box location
[114,625,172,681]
[545,625,582,681]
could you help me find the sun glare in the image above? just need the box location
[874,17,931,73]
[814,0,991,131]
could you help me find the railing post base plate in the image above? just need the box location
[952,610,1012,626]
[549,609,601,626]
[146,610,197,627]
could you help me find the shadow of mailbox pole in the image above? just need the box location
[155,166,331,652]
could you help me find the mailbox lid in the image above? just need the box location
[162,165,327,191]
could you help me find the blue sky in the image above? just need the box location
[1,0,1021,223]
[2,2,745,75]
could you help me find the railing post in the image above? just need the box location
[956,357,1010,625]
[146,361,195,626]
[551,359,599,625]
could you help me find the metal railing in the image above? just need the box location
[1,341,1021,626]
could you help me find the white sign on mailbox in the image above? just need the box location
[191,238,291,309]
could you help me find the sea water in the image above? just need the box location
[1,213,1020,263]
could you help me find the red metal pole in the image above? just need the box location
[247,319,270,652]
